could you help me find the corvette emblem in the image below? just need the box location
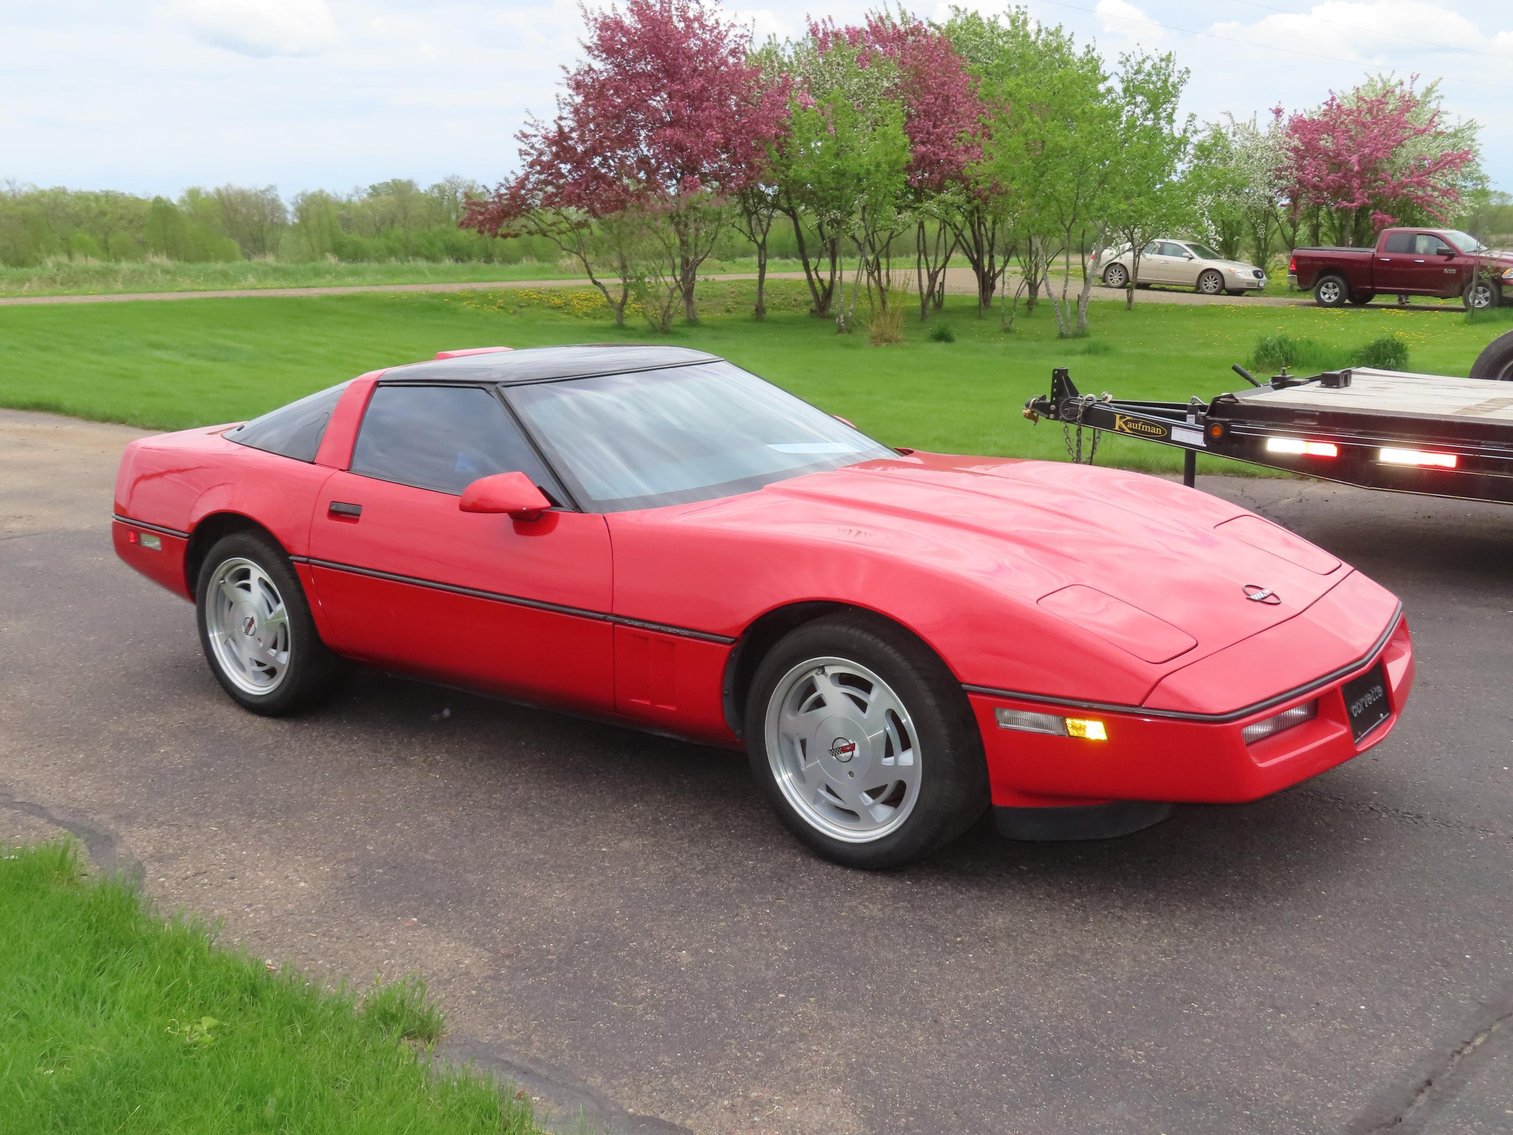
[829,738,857,762]
[1243,584,1281,605]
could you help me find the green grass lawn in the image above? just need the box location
[3,279,1508,475]
[0,841,539,1134]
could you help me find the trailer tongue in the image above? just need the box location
[1023,366,1513,506]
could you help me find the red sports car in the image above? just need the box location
[113,345,1414,868]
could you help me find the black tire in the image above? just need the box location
[1313,275,1348,307]
[744,613,989,869]
[1196,269,1224,295]
[1348,290,1376,306]
[1469,328,1513,380]
[1102,263,1129,289]
[195,530,346,715]
[1464,279,1500,311]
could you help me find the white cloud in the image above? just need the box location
[166,0,340,58]
[1209,1,1491,66]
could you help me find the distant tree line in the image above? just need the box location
[0,178,567,268]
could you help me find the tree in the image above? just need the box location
[1277,77,1481,247]
[1102,51,1194,310]
[770,22,911,326]
[1185,113,1286,263]
[212,185,287,258]
[463,0,785,327]
[970,11,1117,336]
[852,10,982,320]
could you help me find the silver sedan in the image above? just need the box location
[1096,239,1268,295]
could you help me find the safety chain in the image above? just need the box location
[1061,392,1112,465]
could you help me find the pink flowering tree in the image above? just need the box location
[1277,77,1481,248]
[462,0,786,328]
[853,11,983,319]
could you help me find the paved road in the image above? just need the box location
[2,410,1510,1134]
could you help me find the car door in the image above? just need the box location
[304,382,615,714]
[1142,241,1184,284]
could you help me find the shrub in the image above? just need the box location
[1353,334,1409,371]
[928,322,955,343]
[1250,333,1328,372]
[868,304,905,346]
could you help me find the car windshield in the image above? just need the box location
[506,361,896,512]
[1185,242,1222,259]
[1442,229,1488,254]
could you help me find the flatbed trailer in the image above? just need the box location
[1023,366,1513,505]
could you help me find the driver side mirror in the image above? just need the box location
[459,471,551,521]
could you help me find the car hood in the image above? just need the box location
[613,453,1353,680]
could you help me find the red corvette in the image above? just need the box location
[113,345,1414,868]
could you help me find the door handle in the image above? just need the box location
[328,501,363,519]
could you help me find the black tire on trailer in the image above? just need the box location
[1314,275,1348,307]
[1469,328,1513,380]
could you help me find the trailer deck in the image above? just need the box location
[1024,367,1513,506]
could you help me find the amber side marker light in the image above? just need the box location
[126,530,162,551]
[995,709,1108,741]
[1265,437,1339,458]
[1379,447,1457,469]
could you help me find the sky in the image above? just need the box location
[4,0,1512,202]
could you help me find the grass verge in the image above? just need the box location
[0,840,538,1134]
[2,279,1508,475]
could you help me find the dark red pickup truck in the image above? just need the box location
[1289,228,1513,309]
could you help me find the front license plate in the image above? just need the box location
[1343,662,1390,742]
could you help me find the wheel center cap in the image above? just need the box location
[828,736,857,763]
[241,614,257,637]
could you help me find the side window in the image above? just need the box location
[1420,235,1450,255]
[1383,232,1414,253]
[227,382,348,462]
[1159,242,1184,257]
[350,385,563,500]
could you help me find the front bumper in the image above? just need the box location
[967,592,1413,824]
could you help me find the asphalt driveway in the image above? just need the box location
[1,409,1509,1134]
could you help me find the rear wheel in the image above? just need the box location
[1470,329,1513,379]
[1348,290,1376,306]
[745,614,988,869]
[1196,269,1224,295]
[1314,275,1348,307]
[196,531,345,715]
[1102,263,1129,289]
[1464,279,1500,311]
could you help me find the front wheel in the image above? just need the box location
[1196,269,1224,295]
[1102,263,1129,289]
[745,614,988,869]
[196,530,345,715]
[1314,275,1348,307]
[1464,279,1500,311]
